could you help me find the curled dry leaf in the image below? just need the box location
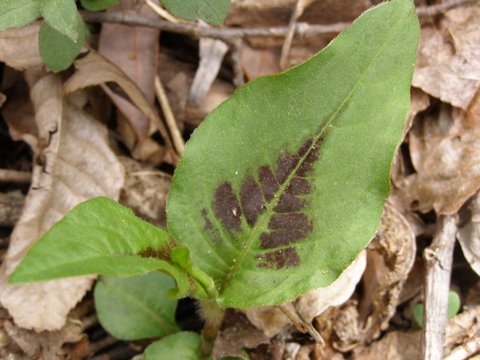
[458,192,480,276]
[3,319,84,359]
[317,204,415,351]
[0,70,124,331]
[352,306,480,360]
[188,37,229,107]
[412,5,480,109]
[0,23,43,70]
[159,52,234,128]
[63,50,172,164]
[244,250,366,338]
[400,93,480,215]
[98,0,166,162]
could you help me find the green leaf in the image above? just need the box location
[167,0,419,308]
[80,0,119,11]
[144,332,202,360]
[159,0,230,26]
[40,0,79,41]
[94,272,179,340]
[9,197,203,299]
[39,16,85,72]
[0,0,40,31]
[412,291,461,327]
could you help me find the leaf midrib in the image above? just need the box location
[218,7,405,294]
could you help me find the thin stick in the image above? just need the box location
[82,11,349,43]
[444,337,480,360]
[280,0,306,69]
[82,0,477,42]
[154,75,185,155]
[145,0,182,23]
[0,169,31,184]
[423,215,458,360]
[416,0,478,17]
[278,304,325,346]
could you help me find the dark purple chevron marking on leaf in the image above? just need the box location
[201,135,325,270]
[256,248,300,269]
[240,176,264,226]
[214,182,242,232]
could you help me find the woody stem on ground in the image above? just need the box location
[81,0,478,45]
[423,215,457,360]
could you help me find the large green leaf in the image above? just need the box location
[40,0,79,41]
[160,0,230,26]
[167,0,419,308]
[9,197,210,299]
[94,272,179,340]
[144,332,202,360]
[0,0,40,31]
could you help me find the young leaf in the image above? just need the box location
[144,332,202,360]
[40,0,79,41]
[412,291,461,327]
[80,0,119,11]
[167,0,419,308]
[94,273,179,340]
[159,0,230,26]
[9,197,207,299]
[39,16,85,72]
[0,0,40,31]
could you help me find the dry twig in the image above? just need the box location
[82,0,477,44]
[0,169,31,184]
[154,75,185,155]
[423,215,458,360]
[280,0,315,69]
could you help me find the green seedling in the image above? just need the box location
[8,0,419,358]
[412,290,461,328]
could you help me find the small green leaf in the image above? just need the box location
[94,272,179,340]
[0,0,40,31]
[40,0,79,41]
[80,0,119,11]
[144,332,202,360]
[412,291,461,327]
[159,0,230,26]
[39,17,86,72]
[9,197,205,299]
[167,0,419,308]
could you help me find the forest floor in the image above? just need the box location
[0,0,479,359]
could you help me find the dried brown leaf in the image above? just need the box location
[321,204,415,351]
[0,23,42,70]
[352,330,421,360]
[119,156,171,227]
[0,70,124,331]
[4,319,84,359]
[401,93,480,214]
[213,311,270,359]
[241,44,281,81]
[98,0,159,143]
[413,6,480,109]
[458,192,480,276]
